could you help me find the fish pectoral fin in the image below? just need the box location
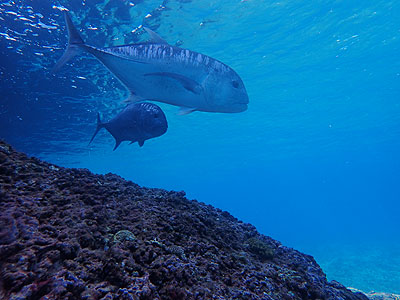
[178,107,197,115]
[143,27,169,45]
[144,72,202,95]
[138,140,145,147]
[121,92,144,104]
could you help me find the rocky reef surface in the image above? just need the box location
[348,289,400,300]
[0,140,370,300]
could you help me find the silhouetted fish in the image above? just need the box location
[89,102,168,150]
[54,11,249,114]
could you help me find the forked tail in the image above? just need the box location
[89,113,104,145]
[52,11,85,72]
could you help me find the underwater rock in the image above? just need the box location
[365,293,400,300]
[113,230,136,243]
[0,140,369,300]
[348,288,400,300]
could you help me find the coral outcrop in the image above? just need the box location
[0,140,369,299]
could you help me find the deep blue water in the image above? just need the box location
[1,0,399,294]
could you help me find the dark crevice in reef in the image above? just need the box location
[0,140,369,299]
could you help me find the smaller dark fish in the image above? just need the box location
[89,102,168,150]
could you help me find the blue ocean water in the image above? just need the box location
[1,0,399,294]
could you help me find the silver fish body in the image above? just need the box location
[55,12,249,114]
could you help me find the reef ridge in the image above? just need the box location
[0,140,369,300]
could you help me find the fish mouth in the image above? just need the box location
[236,94,249,105]
[238,103,248,111]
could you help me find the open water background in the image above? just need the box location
[1,0,399,293]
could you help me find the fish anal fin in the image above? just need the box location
[178,107,197,115]
[143,27,169,45]
[138,140,145,147]
[144,72,202,94]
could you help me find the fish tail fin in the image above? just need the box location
[89,113,104,145]
[113,140,122,151]
[52,11,85,72]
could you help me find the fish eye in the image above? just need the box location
[232,80,239,88]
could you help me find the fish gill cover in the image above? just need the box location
[0,0,400,296]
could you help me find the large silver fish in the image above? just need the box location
[54,12,249,114]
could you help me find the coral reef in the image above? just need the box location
[246,237,275,260]
[0,140,370,299]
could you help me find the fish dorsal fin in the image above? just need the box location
[144,72,202,95]
[138,140,145,147]
[143,27,169,45]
